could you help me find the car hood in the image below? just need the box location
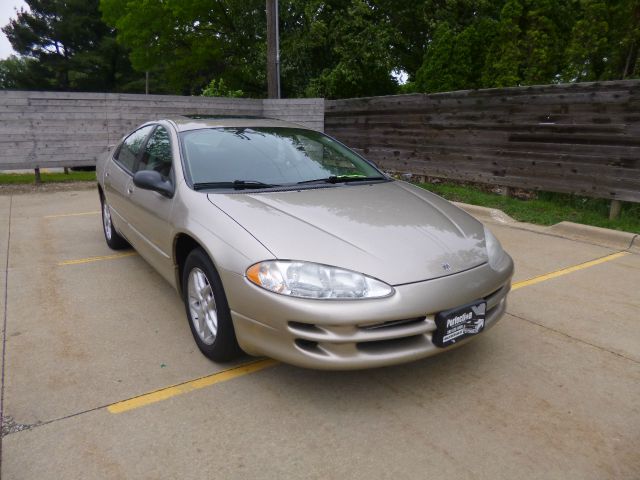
[207,181,487,285]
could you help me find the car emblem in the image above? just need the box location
[442,263,452,272]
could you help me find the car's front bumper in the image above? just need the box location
[223,258,513,370]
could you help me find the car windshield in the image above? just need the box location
[180,127,386,189]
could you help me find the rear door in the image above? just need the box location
[104,125,155,239]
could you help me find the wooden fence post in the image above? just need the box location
[609,200,622,220]
[34,168,41,184]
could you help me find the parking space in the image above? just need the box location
[1,189,639,479]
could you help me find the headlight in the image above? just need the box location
[246,261,394,299]
[484,226,508,269]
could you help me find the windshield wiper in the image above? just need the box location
[193,180,280,191]
[297,175,386,185]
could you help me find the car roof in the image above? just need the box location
[163,115,309,132]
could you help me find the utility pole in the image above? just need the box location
[266,0,281,99]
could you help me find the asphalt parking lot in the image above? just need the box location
[0,188,639,479]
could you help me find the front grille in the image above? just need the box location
[288,321,323,334]
[294,339,326,355]
[356,335,425,354]
[359,317,426,331]
[288,315,434,358]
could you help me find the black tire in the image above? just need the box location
[182,248,242,362]
[100,195,129,250]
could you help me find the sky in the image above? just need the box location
[0,0,27,59]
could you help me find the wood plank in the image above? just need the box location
[326,81,640,202]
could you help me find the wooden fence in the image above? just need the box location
[0,91,324,170]
[325,80,640,203]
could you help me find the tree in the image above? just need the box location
[100,0,267,96]
[563,0,640,82]
[614,0,640,79]
[300,0,398,98]
[0,55,46,89]
[480,0,578,88]
[101,0,401,98]
[563,1,610,81]
[2,0,137,91]
[201,78,244,98]
[415,19,498,93]
[5,0,637,97]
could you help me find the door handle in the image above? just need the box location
[127,185,134,195]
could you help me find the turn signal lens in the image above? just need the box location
[484,226,508,270]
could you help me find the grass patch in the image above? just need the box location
[0,170,96,185]
[419,182,640,234]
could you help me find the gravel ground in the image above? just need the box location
[1,416,38,437]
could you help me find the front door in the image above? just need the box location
[104,125,155,241]
[126,125,176,283]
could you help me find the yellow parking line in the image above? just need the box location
[44,211,100,219]
[107,359,279,414]
[512,251,629,291]
[58,251,138,266]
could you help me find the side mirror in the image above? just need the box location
[133,170,174,198]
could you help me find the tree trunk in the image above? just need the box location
[623,43,636,78]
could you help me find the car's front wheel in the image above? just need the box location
[182,248,242,361]
[100,196,129,250]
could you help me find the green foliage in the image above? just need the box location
[419,182,640,234]
[0,55,44,89]
[481,0,523,87]
[201,78,244,98]
[416,19,498,93]
[300,0,398,98]
[562,0,640,82]
[0,171,96,184]
[3,0,640,97]
[479,0,576,88]
[563,1,611,81]
[99,0,400,98]
[2,0,137,91]
[417,0,640,92]
[100,0,266,95]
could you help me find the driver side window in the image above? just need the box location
[114,125,154,173]
[137,126,173,179]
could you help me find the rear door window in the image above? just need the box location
[114,125,154,173]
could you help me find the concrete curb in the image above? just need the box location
[453,202,515,224]
[629,235,640,254]
[548,222,637,251]
[455,202,639,252]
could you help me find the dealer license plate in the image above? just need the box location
[433,301,486,348]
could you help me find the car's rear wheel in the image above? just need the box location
[182,248,241,361]
[100,196,129,250]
